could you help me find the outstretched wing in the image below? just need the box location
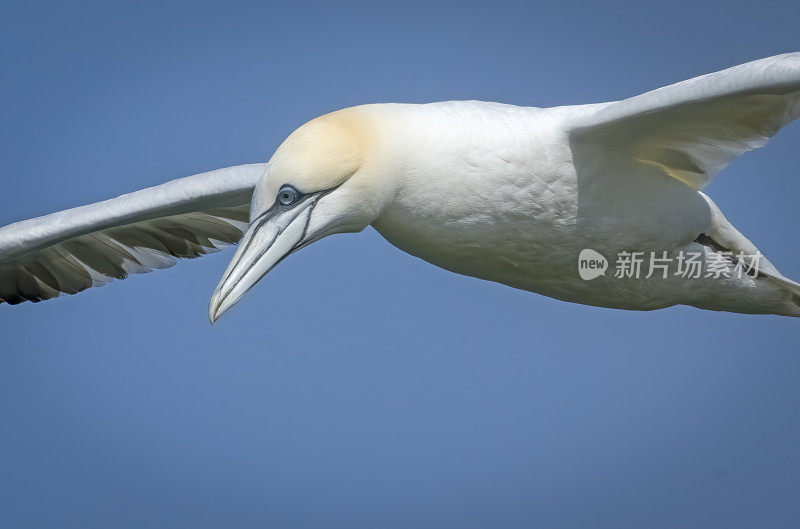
[0,163,266,304]
[570,52,800,189]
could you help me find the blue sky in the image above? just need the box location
[1,1,799,527]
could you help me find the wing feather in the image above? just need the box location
[0,163,265,304]
[570,53,800,189]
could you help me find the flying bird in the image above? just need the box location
[2,53,800,321]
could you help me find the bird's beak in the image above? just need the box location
[208,193,324,323]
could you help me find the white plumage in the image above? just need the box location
[2,53,799,319]
[0,164,263,303]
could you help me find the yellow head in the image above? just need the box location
[209,105,394,322]
[250,108,372,213]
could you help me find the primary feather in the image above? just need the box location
[0,164,265,303]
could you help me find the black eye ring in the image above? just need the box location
[277,185,302,206]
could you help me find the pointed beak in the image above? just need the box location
[208,195,320,324]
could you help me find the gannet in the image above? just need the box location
[1,53,799,321]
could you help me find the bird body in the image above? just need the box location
[370,102,594,303]
[364,101,795,315]
[2,53,800,319]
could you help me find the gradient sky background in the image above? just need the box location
[1,1,799,528]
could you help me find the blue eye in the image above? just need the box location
[277,185,301,206]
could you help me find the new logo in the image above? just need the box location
[578,249,608,280]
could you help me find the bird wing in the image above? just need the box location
[569,52,800,189]
[0,163,266,304]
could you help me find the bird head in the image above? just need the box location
[208,106,394,323]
